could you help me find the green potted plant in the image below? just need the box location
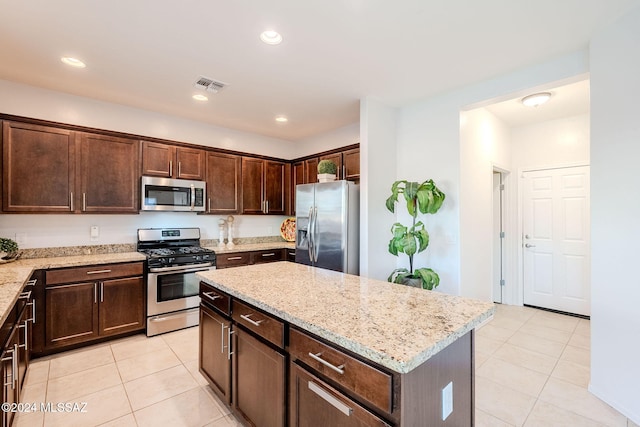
[317,159,338,182]
[0,237,19,260]
[386,179,445,290]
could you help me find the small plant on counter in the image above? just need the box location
[317,159,338,182]
[386,179,445,290]
[0,237,19,258]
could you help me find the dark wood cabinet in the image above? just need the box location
[304,158,318,184]
[200,302,232,405]
[319,153,343,179]
[215,249,287,269]
[78,133,139,213]
[43,262,145,351]
[142,141,205,180]
[234,327,286,427]
[251,249,285,265]
[205,151,241,214]
[1,328,19,427]
[342,148,360,181]
[242,157,286,215]
[291,161,305,215]
[2,121,75,212]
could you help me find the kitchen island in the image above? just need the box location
[197,261,494,426]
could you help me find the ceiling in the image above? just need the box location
[0,1,636,141]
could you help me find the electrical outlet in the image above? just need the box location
[90,226,99,241]
[442,381,453,421]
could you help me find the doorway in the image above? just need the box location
[492,171,505,303]
[521,165,591,316]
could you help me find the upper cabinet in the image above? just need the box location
[241,157,286,215]
[319,152,343,179]
[2,121,139,213]
[141,141,205,180]
[342,148,360,181]
[205,151,241,214]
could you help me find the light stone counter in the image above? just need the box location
[197,261,495,374]
[206,242,295,254]
[0,252,146,326]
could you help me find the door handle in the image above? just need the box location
[525,243,536,248]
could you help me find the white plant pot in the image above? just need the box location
[317,173,336,183]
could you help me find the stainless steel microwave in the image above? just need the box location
[141,176,206,212]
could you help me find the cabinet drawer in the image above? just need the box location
[199,282,231,316]
[251,249,285,264]
[289,328,393,414]
[215,252,251,269]
[232,300,284,348]
[46,262,144,285]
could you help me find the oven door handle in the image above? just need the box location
[149,264,215,274]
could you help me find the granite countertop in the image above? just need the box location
[196,262,495,374]
[207,241,295,254]
[0,252,146,326]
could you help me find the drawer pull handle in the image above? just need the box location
[261,253,276,257]
[26,279,37,286]
[239,313,263,327]
[227,256,243,261]
[308,381,353,416]
[19,290,32,300]
[227,328,235,360]
[203,292,222,302]
[308,352,345,375]
[86,269,111,275]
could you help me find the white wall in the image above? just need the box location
[359,97,397,280]
[459,108,511,300]
[292,122,359,159]
[0,79,295,247]
[589,5,640,423]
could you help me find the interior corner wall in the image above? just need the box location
[589,5,640,423]
[359,97,397,280]
[292,122,360,159]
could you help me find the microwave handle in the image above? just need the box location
[190,184,195,211]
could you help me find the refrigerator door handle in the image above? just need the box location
[308,206,315,262]
[313,206,319,262]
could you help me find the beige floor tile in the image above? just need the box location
[124,364,199,411]
[46,363,122,403]
[568,332,591,350]
[43,384,131,427]
[491,343,558,375]
[475,408,514,426]
[477,357,549,397]
[560,344,590,367]
[475,350,492,368]
[494,304,537,322]
[551,359,590,387]
[201,385,232,416]
[24,359,50,385]
[486,315,527,332]
[133,387,225,427]
[205,413,244,427]
[162,326,200,363]
[527,311,579,332]
[183,359,211,386]
[538,378,627,427]
[477,324,517,342]
[475,335,505,356]
[110,334,169,361]
[475,376,537,426]
[48,345,114,379]
[97,413,138,427]
[20,376,47,402]
[507,331,566,358]
[518,322,572,344]
[13,411,44,427]
[116,347,181,382]
[574,318,591,337]
[523,400,606,427]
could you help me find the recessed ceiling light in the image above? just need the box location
[260,30,283,45]
[521,92,551,107]
[61,57,86,68]
[275,116,288,123]
[192,94,208,102]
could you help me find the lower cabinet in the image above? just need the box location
[199,302,232,405]
[215,249,286,269]
[290,362,389,427]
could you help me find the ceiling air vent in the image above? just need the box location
[194,76,228,94]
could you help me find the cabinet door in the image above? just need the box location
[305,158,318,184]
[17,306,31,391]
[342,149,360,181]
[319,153,343,180]
[206,152,241,214]
[291,161,305,215]
[175,147,205,180]
[45,282,99,348]
[241,157,265,214]
[234,328,286,427]
[1,329,19,427]
[78,133,140,213]
[99,277,145,336]
[141,141,173,177]
[264,161,286,215]
[2,121,75,212]
[199,304,232,405]
[290,363,389,427]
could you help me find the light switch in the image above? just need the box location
[442,381,453,421]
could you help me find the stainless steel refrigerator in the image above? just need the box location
[295,181,359,274]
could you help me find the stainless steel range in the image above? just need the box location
[137,227,216,336]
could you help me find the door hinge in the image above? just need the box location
[500,231,505,238]
[500,279,505,287]
[500,184,505,191]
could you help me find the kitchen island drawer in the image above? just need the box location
[289,327,393,414]
[215,252,251,269]
[46,262,143,285]
[199,282,231,316]
[232,299,284,348]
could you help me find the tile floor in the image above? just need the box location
[12,305,639,427]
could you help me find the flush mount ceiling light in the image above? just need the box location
[192,94,208,102]
[275,116,288,123]
[521,92,551,107]
[260,30,283,45]
[61,56,86,68]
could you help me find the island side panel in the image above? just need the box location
[400,330,474,426]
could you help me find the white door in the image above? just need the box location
[522,166,590,316]
[493,172,503,303]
